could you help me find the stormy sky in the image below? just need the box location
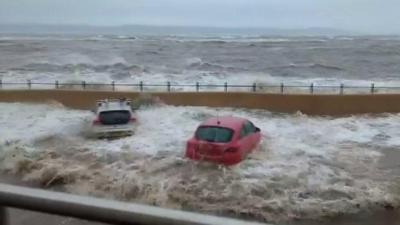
[0,0,399,34]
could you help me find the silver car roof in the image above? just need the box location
[96,99,132,113]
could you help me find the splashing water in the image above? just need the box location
[0,102,399,223]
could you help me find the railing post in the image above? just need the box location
[340,83,344,95]
[82,81,86,90]
[111,81,115,91]
[0,79,2,89]
[252,83,257,92]
[167,81,171,92]
[371,83,375,94]
[55,80,59,89]
[310,83,314,94]
[27,79,31,89]
[196,82,199,92]
[139,81,143,92]
[280,83,284,94]
[224,82,228,92]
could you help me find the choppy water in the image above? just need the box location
[1,102,400,224]
[1,35,400,91]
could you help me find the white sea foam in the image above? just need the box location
[0,103,90,144]
[0,102,399,222]
[2,68,400,94]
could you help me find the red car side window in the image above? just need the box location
[240,125,247,138]
[245,121,256,133]
[240,121,256,139]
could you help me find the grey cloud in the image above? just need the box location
[0,0,399,34]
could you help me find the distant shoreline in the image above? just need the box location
[0,23,360,37]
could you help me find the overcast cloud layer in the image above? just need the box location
[0,0,399,34]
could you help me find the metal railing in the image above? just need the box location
[0,79,399,94]
[0,183,269,225]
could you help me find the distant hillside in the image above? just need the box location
[0,23,356,36]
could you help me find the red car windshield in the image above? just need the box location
[195,126,233,143]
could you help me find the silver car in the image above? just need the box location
[90,99,136,138]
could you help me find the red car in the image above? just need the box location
[185,116,261,165]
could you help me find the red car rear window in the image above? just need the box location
[195,126,233,143]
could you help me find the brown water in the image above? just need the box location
[289,148,400,225]
[1,148,400,225]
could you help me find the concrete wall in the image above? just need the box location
[1,90,400,116]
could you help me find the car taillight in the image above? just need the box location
[186,141,193,149]
[92,116,101,125]
[225,148,238,153]
[129,116,137,122]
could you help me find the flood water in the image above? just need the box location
[1,103,400,224]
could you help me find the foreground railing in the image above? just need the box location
[0,183,268,225]
[0,80,399,94]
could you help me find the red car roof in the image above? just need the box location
[199,116,246,131]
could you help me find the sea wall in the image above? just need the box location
[1,90,400,115]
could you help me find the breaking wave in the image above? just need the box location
[2,35,400,93]
[185,57,241,73]
[12,63,148,75]
[268,63,344,71]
